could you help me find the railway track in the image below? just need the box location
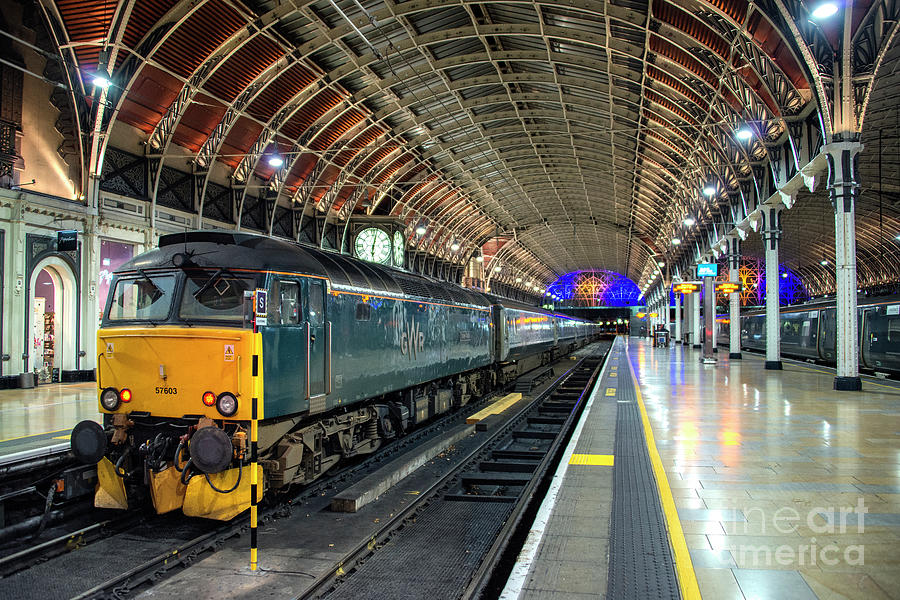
[299,346,608,600]
[0,444,99,552]
[0,345,609,599]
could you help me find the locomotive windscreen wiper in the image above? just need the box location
[137,269,164,302]
[193,268,244,299]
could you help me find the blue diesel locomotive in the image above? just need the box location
[70,231,600,519]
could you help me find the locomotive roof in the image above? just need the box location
[127,231,492,308]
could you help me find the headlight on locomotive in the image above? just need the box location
[100,387,121,411]
[216,392,238,417]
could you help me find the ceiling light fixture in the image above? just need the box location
[702,185,716,197]
[516,277,523,283]
[811,2,839,19]
[493,265,502,272]
[683,217,695,226]
[416,224,427,235]
[475,255,484,263]
[820,258,829,266]
[267,152,284,168]
[736,127,753,141]
[450,242,460,251]
[92,49,112,89]
[657,260,665,267]
[671,238,681,245]
[92,66,112,89]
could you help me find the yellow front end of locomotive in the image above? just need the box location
[96,327,263,421]
[92,326,265,519]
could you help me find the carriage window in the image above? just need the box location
[888,317,900,346]
[108,275,176,321]
[356,302,372,321]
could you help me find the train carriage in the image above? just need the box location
[715,295,900,375]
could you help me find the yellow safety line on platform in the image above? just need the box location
[465,392,523,424]
[52,435,71,440]
[569,453,614,466]
[625,348,701,600]
[0,428,69,444]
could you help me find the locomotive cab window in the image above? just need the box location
[308,279,325,326]
[108,274,176,321]
[269,279,300,325]
[180,271,255,323]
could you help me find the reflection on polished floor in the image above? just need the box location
[627,337,900,600]
[0,382,99,456]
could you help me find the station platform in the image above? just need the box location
[503,337,900,600]
[0,382,99,460]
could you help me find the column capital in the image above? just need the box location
[760,205,783,245]
[822,141,864,158]
[727,237,741,270]
[825,142,864,214]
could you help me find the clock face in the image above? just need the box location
[355,227,391,263]
[393,231,405,267]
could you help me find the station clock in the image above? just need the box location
[393,231,405,268]
[355,227,391,264]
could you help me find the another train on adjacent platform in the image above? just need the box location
[715,295,900,375]
[70,231,601,520]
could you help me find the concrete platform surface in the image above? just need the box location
[630,337,900,600]
[0,382,99,458]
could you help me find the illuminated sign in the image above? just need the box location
[673,281,701,294]
[715,281,742,294]
[648,312,658,318]
[697,263,718,277]
[636,312,646,318]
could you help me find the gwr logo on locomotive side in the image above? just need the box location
[399,318,426,359]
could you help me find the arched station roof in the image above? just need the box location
[35,0,900,296]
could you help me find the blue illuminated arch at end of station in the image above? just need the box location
[547,270,642,307]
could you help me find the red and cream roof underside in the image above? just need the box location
[43,0,900,293]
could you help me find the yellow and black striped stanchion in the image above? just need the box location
[250,332,260,571]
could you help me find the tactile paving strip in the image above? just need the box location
[607,361,680,599]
